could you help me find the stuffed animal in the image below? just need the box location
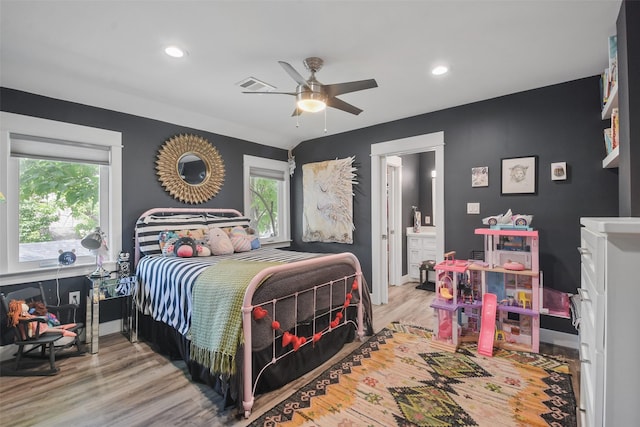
[228,226,252,253]
[159,230,179,256]
[7,300,77,339]
[195,240,211,257]
[173,237,197,258]
[206,227,234,255]
[247,228,261,250]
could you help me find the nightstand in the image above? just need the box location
[86,275,136,353]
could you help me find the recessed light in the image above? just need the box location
[165,46,186,58]
[431,65,448,76]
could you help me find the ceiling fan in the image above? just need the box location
[243,57,378,116]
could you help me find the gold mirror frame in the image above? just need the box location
[156,134,225,204]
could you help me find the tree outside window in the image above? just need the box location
[249,176,279,238]
[18,158,99,262]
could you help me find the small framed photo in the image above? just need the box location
[472,167,489,187]
[501,156,537,195]
[551,162,567,181]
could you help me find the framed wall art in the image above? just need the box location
[472,166,489,187]
[501,156,537,195]
[551,162,567,181]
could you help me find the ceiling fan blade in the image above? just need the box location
[325,79,378,97]
[326,97,363,115]
[278,61,309,88]
[242,91,296,95]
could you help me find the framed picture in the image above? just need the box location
[472,166,489,187]
[551,162,567,181]
[501,156,537,194]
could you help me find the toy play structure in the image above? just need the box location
[431,227,546,354]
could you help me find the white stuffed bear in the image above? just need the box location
[206,227,234,255]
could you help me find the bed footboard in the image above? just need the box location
[240,252,364,418]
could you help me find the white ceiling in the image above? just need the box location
[0,0,621,150]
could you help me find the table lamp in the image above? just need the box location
[81,227,109,277]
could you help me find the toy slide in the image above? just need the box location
[477,293,497,357]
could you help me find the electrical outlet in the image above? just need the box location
[69,291,80,305]
[424,215,431,225]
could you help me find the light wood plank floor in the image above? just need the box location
[0,284,578,427]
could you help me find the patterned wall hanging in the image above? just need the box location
[302,156,357,244]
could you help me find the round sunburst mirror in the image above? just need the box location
[156,134,225,204]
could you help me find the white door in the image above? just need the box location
[386,156,402,286]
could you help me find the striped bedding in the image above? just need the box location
[135,247,322,336]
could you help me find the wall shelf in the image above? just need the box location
[602,146,619,168]
[601,83,618,120]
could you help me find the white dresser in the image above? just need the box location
[579,218,640,427]
[406,227,437,280]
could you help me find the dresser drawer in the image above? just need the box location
[421,237,436,251]
[580,267,605,349]
[580,228,605,293]
[580,346,604,427]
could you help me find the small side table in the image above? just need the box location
[86,275,136,354]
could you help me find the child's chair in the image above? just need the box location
[517,291,532,309]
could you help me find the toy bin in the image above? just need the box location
[540,287,570,318]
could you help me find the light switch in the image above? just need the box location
[424,215,431,225]
[467,202,480,214]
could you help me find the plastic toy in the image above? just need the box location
[482,209,533,228]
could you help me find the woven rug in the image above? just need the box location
[249,323,576,427]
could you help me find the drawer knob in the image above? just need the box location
[577,288,590,301]
[579,343,591,363]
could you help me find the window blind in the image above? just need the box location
[10,133,111,165]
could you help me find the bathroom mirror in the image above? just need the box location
[156,134,225,204]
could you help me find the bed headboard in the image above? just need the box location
[134,207,247,267]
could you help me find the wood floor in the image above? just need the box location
[0,284,579,427]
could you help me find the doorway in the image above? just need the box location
[370,132,444,305]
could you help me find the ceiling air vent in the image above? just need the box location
[236,77,276,92]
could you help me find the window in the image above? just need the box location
[243,155,290,245]
[1,112,122,283]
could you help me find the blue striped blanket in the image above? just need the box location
[135,247,321,337]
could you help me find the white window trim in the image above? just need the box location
[243,155,290,246]
[0,112,122,286]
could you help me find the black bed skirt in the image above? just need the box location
[136,306,361,408]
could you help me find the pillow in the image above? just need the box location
[206,227,234,255]
[205,215,252,230]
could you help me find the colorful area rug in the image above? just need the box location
[250,323,576,426]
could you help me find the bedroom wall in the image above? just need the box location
[290,75,619,334]
[0,87,287,340]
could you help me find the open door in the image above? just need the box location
[371,132,445,305]
[386,156,402,287]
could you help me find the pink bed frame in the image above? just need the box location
[133,208,365,418]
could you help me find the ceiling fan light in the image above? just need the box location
[296,91,326,113]
[297,99,326,113]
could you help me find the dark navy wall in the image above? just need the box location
[291,76,618,334]
[0,88,287,338]
[0,88,288,256]
[0,76,624,335]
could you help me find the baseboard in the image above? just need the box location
[540,328,578,350]
[99,319,122,336]
[399,274,414,285]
